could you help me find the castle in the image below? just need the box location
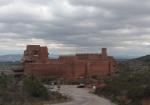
[22,45,117,80]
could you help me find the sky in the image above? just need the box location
[0,0,150,57]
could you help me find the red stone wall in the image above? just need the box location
[73,61,86,79]
[87,61,110,76]
[24,62,75,80]
[22,45,117,80]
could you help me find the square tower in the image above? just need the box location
[22,45,48,63]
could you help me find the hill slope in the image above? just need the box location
[0,54,21,62]
[119,55,150,72]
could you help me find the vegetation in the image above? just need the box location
[0,74,68,105]
[0,61,21,67]
[23,75,49,99]
[0,74,23,105]
[95,67,150,105]
[0,74,12,96]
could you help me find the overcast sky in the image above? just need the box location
[0,0,150,57]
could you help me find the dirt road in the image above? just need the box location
[51,85,116,105]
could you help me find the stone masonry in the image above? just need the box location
[22,45,117,80]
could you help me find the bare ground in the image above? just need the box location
[51,85,116,105]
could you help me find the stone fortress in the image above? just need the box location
[22,45,117,80]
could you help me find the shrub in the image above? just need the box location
[95,70,150,105]
[23,75,49,99]
[0,74,11,96]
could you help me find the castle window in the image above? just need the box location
[113,65,116,67]
[33,50,38,56]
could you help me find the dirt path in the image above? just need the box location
[51,85,116,105]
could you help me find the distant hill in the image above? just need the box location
[0,54,22,62]
[119,55,150,72]
[133,55,150,62]
[0,54,59,62]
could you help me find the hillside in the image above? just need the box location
[119,55,150,72]
[0,54,22,62]
[133,55,150,62]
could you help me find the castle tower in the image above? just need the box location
[39,46,49,63]
[22,45,48,63]
[101,48,107,58]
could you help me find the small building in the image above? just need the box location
[22,45,117,80]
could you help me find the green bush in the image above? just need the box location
[0,74,11,96]
[95,70,150,105]
[23,75,49,99]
